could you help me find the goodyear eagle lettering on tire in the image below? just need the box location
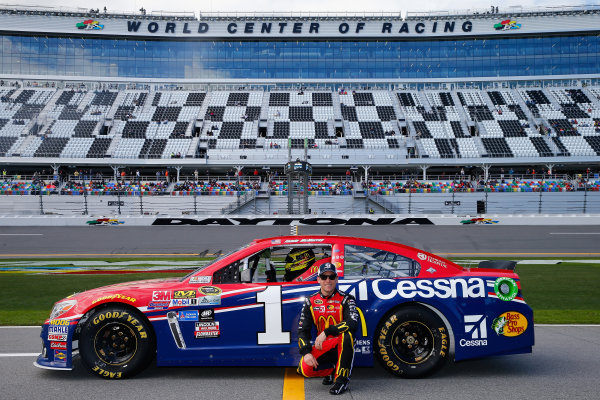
[80,307,155,379]
[376,306,449,378]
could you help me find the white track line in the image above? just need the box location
[0,234,43,236]
[0,353,39,357]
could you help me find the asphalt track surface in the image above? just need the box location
[1,326,598,400]
[1,225,600,256]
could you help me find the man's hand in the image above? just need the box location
[314,331,327,350]
[303,353,318,368]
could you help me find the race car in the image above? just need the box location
[35,235,534,379]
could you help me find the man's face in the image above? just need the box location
[318,272,338,296]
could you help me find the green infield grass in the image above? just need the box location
[0,258,598,325]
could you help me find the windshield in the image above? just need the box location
[180,244,250,281]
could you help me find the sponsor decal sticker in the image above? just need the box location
[460,315,488,347]
[327,304,335,311]
[198,286,222,296]
[494,277,518,301]
[190,276,211,284]
[195,321,220,338]
[198,295,221,305]
[50,342,67,350]
[314,299,323,304]
[177,310,199,321]
[174,290,196,299]
[199,308,215,321]
[148,301,170,309]
[170,298,198,307]
[152,290,171,301]
[48,334,67,341]
[417,253,447,268]
[354,339,371,354]
[426,267,436,274]
[372,278,486,300]
[49,319,70,325]
[91,294,136,304]
[48,325,69,334]
[492,312,528,337]
[54,350,67,364]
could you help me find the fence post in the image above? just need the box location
[117,191,121,215]
[451,190,456,215]
[538,186,543,214]
[583,181,588,214]
[139,191,144,215]
[408,190,412,214]
[194,191,198,215]
[39,184,44,215]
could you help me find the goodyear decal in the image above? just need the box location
[91,294,136,304]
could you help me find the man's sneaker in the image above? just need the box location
[322,374,334,385]
[329,379,349,395]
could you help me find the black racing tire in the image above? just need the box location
[375,305,450,378]
[79,306,156,379]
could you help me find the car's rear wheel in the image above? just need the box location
[375,305,450,378]
[79,307,155,379]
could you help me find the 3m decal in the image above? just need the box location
[152,290,172,301]
[492,312,528,337]
[494,277,518,301]
[460,315,488,347]
[198,286,222,296]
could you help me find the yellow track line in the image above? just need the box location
[282,368,304,400]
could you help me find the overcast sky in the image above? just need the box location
[11,0,598,15]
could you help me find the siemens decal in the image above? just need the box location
[125,20,473,36]
[372,278,486,300]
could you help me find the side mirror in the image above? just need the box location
[240,268,252,283]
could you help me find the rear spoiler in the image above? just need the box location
[476,260,517,271]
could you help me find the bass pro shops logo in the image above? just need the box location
[460,315,488,347]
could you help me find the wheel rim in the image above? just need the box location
[94,322,138,366]
[389,321,434,365]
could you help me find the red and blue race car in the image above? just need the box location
[35,235,534,379]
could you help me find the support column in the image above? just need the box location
[482,164,491,182]
[420,165,429,181]
[545,163,554,176]
[111,165,120,182]
[362,166,371,183]
[175,166,182,183]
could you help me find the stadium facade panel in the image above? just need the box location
[0,13,598,80]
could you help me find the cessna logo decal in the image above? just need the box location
[460,315,488,347]
[153,217,434,226]
[372,278,486,300]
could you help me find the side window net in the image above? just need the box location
[344,245,420,278]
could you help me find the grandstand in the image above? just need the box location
[0,4,599,215]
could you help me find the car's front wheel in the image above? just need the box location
[79,307,155,379]
[375,305,450,378]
